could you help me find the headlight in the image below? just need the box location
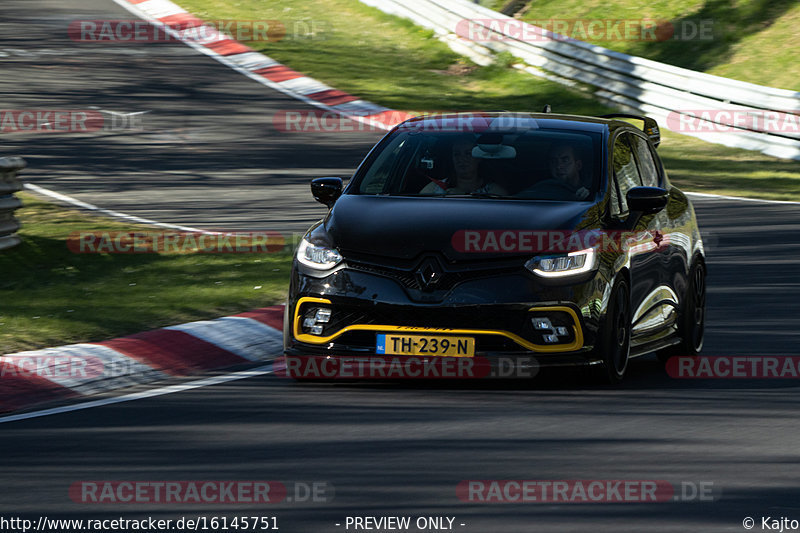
[525,247,597,278]
[296,237,343,270]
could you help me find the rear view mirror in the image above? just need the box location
[472,132,516,159]
[310,177,343,207]
[626,186,668,214]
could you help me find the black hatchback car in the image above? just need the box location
[284,112,706,382]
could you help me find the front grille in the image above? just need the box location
[345,252,524,293]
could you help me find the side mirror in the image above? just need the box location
[626,186,668,214]
[310,177,343,207]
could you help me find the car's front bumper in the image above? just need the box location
[284,259,610,368]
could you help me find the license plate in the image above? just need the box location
[376,333,475,357]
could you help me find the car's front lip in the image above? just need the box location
[279,353,601,381]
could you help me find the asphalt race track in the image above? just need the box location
[2,1,800,532]
[0,0,383,233]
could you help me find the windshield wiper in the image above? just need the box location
[468,192,509,199]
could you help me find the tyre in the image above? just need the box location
[657,260,706,363]
[593,278,632,384]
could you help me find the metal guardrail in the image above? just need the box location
[0,157,27,251]
[360,0,800,160]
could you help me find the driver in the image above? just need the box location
[521,143,590,200]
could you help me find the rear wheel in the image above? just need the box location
[593,278,631,384]
[657,260,706,363]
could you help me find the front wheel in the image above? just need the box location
[593,278,631,384]
[657,260,706,363]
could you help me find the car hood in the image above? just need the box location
[325,194,597,261]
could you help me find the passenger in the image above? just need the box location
[419,138,508,196]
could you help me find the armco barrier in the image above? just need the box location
[0,157,27,251]
[360,0,800,160]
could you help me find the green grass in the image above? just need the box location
[519,0,800,91]
[179,0,800,200]
[478,0,514,12]
[0,193,291,354]
[5,0,797,353]
[658,130,800,199]
[181,0,609,114]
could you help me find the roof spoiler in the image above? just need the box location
[601,113,661,147]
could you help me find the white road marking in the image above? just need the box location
[0,364,274,425]
[686,191,800,205]
[87,106,151,118]
[23,183,217,232]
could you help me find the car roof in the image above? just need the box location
[396,112,641,137]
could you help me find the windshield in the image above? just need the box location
[353,128,602,201]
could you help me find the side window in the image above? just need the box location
[359,136,411,194]
[610,133,642,217]
[630,134,659,187]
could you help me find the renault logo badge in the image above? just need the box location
[415,258,443,290]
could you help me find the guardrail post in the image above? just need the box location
[0,157,27,251]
